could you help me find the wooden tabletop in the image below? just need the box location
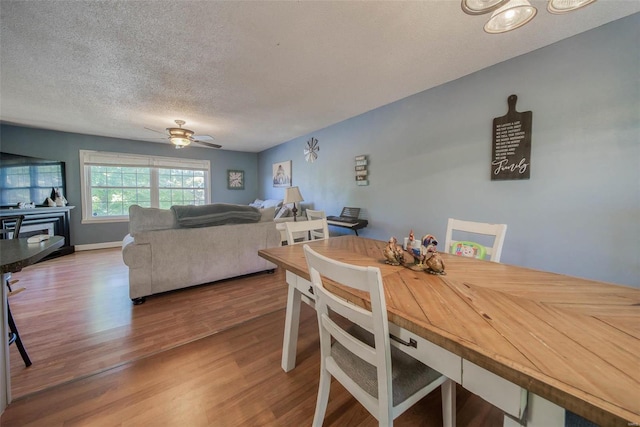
[259,235,640,426]
[0,236,64,274]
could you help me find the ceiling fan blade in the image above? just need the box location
[192,134,215,142]
[194,139,222,149]
[144,127,166,135]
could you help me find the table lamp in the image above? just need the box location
[284,186,304,222]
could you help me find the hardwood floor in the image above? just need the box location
[1,248,503,426]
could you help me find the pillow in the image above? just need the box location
[262,199,283,209]
[274,206,290,219]
[129,205,177,235]
[260,206,276,222]
[249,199,264,208]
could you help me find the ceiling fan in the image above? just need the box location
[145,120,222,149]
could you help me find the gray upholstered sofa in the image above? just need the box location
[122,204,281,304]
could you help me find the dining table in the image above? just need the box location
[258,235,639,427]
[0,235,64,413]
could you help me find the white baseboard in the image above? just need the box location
[75,241,122,251]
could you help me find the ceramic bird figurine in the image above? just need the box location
[413,234,438,265]
[383,237,404,266]
[424,243,446,275]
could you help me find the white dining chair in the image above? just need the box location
[444,218,507,262]
[305,209,327,240]
[284,218,329,246]
[303,244,455,427]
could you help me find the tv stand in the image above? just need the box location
[0,206,75,259]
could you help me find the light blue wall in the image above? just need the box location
[258,14,640,287]
[0,125,259,245]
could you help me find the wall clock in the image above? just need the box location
[304,137,319,163]
[227,170,244,190]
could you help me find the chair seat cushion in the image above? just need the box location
[331,325,442,406]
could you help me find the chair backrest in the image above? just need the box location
[306,209,327,240]
[303,244,394,421]
[0,215,24,240]
[444,218,507,262]
[284,218,329,246]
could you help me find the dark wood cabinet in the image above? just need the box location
[0,206,74,259]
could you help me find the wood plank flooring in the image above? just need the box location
[1,248,503,426]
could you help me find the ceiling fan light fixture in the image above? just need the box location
[484,0,537,34]
[461,0,510,15]
[547,0,597,14]
[169,136,192,148]
[167,122,194,148]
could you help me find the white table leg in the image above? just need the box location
[441,379,456,427]
[281,282,302,372]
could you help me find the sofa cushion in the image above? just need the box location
[171,203,261,228]
[275,206,290,219]
[260,206,276,222]
[249,198,264,208]
[129,205,177,235]
[262,199,283,209]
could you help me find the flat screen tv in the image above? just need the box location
[0,152,67,208]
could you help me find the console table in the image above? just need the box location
[0,206,74,259]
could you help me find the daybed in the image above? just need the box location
[122,204,281,304]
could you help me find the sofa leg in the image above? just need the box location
[132,297,146,305]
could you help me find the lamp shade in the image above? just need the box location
[484,0,537,33]
[547,0,596,14]
[284,186,304,205]
[461,0,509,15]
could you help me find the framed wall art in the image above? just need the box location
[272,160,292,187]
[227,169,245,190]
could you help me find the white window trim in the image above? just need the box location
[79,150,211,224]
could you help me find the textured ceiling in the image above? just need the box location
[1,1,638,152]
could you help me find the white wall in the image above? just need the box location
[259,14,640,287]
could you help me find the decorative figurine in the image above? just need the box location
[383,237,405,266]
[423,235,446,275]
[51,187,68,207]
[407,229,422,259]
[408,232,429,271]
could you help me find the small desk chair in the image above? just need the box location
[444,218,507,262]
[284,218,329,246]
[305,209,327,240]
[303,245,455,427]
[1,215,32,367]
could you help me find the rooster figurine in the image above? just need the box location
[383,237,405,266]
[423,235,446,275]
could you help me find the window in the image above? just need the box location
[80,150,210,223]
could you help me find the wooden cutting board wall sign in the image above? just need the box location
[491,94,532,180]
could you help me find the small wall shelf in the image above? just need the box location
[355,155,368,186]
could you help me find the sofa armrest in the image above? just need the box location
[122,234,153,299]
